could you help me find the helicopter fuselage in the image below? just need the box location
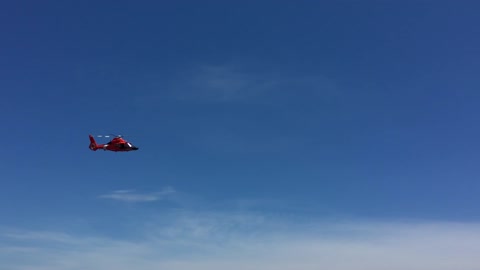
[89,135,139,152]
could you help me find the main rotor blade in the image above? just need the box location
[94,134,128,138]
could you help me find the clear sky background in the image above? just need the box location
[2,1,480,269]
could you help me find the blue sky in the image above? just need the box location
[2,1,480,269]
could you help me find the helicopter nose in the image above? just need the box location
[132,146,139,150]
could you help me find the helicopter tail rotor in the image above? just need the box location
[88,135,98,151]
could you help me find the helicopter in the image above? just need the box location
[89,134,139,152]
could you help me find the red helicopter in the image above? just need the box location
[89,134,139,152]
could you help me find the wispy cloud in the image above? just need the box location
[133,64,339,154]
[174,65,277,102]
[98,187,175,202]
[137,64,338,105]
[2,209,480,270]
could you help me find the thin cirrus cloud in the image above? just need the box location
[138,64,337,105]
[179,65,276,102]
[177,65,338,103]
[98,187,175,202]
[1,209,480,270]
[135,64,338,154]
